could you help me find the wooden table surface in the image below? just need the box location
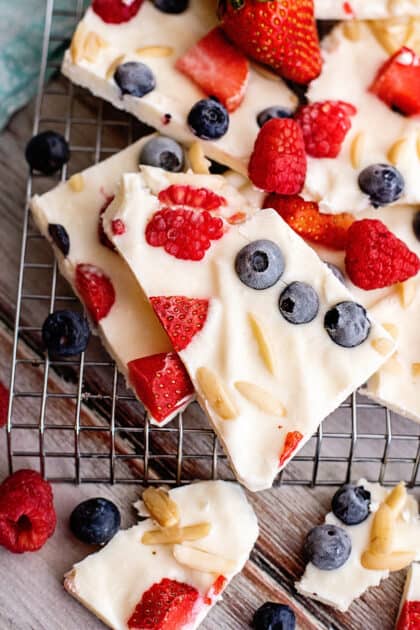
[0,50,418,630]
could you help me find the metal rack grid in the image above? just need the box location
[6,0,420,487]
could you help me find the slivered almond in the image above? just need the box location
[397,278,417,308]
[405,16,420,54]
[412,362,420,377]
[142,487,180,528]
[369,17,412,54]
[173,545,236,574]
[136,45,174,57]
[361,549,415,571]
[68,174,85,192]
[196,367,238,420]
[343,20,362,41]
[371,338,394,356]
[70,22,87,63]
[234,381,285,416]
[248,312,275,374]
[350,132,365,169]
[106,54,126,80]
[369,503,394,554]
[382,323,398,340]
[387,138,408,165]
[385,481,407,515]
[83,32,108,63]
[142,522,211,545]
[188,142,211,175]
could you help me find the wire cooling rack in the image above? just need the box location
[6,0,420,487]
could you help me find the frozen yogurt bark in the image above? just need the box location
[396,562,420,629]
[304,20,420,213]
[315,0,420,20]
[64,480,258,630]
[102,167,395,491]
[296,481,420,613]
[61,0,297,177]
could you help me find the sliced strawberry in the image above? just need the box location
[370,47,420,116]
[75,264,116,324]
[0,381,9,428]
[92,0,143,24]
[397,601,420,630]
[158,185,226,211]
[176,27,249,113]
[128,352,194,423]
[204,575,227,605]
[265,194,354,250]
[279,431,303,467]
[150,296,209,351]
[127,578,200,630]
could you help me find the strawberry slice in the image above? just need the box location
[150,296,209,351]
[92,0,143,24]
[397,601,420,629]
[370,47,420,116]
[279,431,303,467]
[176,27,249,113]
[265,194,354,250]
[128,352,194,423]
[158,185,226,211]
[127,578,200,630]
[75,264,116,324]
[0,381,9,428]
[204,575,227,605]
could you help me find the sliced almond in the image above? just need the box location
[188,142,211,175]
[343,20,362,41]
[369,17,412,55]
[196,367,238,420]
[371,337,394,356]
[234,381,285,417]
[173,545,236,574]
[350,131,365,169]
[142,522,211,545]
[387,138,408,165]
[83,32,108,63]
[142,487,180,528]
[383,353,404,375]
[404,16,420,54]
[412,362,420,377]
[397,278,417,309]
[136,45,174,57]
[106,54,126,80]
[361,549,415,571]
[248,312,275,375]
[68,173,85,192]
[382,323,399,340]
[385,481,407,515]
[369,503,394,554]
[70,22,87,64]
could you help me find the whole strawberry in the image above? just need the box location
[218,0,322,84]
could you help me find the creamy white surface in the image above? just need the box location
[296,481,420,612]
[61,0,297,176]
[315,0,420,19]
[65,481,258,630]
[305,23,420,214]
[103,169,394,491]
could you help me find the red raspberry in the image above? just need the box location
[248,119,307,195]
[98,195,116,251]
[0,381,9,427]
[158,185,226,211]
[92,0,143,24]
[345,219,420,290]
[75,264,116,323]
[0,470,56,553]
[295,100,357,158]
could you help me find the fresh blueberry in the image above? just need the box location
[358,163,404,207]
[153,0,188,13]
[42,310,90,357]
[235,240,285,290]
[253,602,296,630]
[324,301,371,347]
[413,211,420,242]
[332,484,371,526]
[257,106,293,128]
[48,224,70,256]
[140,136,184,172]
[304,524,351,570]
[25,130,70,175]
[70,498,121,545]
[114,62,156,98]
[187,98,229,140]
[279,282,319,324]
[324,261,346,285]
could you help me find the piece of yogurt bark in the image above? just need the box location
[395,563,420,629]
[61,0,297,177]
[30,136,259,426]
[314,0,420,20]
[296,481,420,613]
[304,19,420,214]
[102,167,395,491]
[64,480,258,630]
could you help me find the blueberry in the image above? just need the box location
[48,224,70,256]
[413,211,420,242]
[153,0,188,13]
[332,484,371,525]
[235,240,285,290]
[279,282,319,324]
[324,261,346,285]
[42,310,90,357]
[253,602,296,630]
[70,498,121,545]
[358,163,404,207]
[114,62,156,98]
[257,106,293,128]
[324,301,371,348]
[187,98,229,140]
[140,136,184,172]
[25,130,70,175]
[304,524,351,570]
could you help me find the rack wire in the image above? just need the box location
[6,0,420,487]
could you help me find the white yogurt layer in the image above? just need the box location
[61,0,297,177]
[305,22,420,214]
[65,481,258,630]
[296,481,420,613]
[103,168,394,491]
[315,0,420,19]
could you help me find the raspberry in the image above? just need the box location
[295,100,357,158]
[150,296,209,351]
[0,381,9,427]
[248,119,307,195]
[92,0,143,24]
[158,185,226,211]
[345,219,420,290]
[0,470,56,553]
[98,195,116,251]
[75,264,116,324]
